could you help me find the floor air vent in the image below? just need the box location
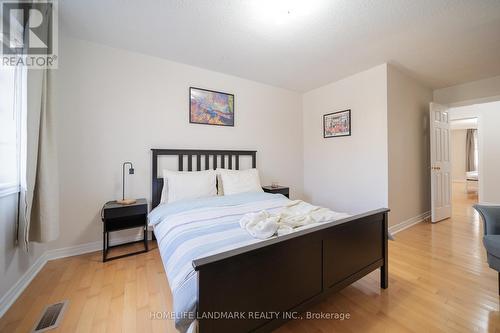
[33,300,68,332]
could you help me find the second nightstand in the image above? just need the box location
[101,198,148,262]
[262,185,289,198]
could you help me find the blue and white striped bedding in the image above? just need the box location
[148,192,291,332]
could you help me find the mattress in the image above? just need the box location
[148,192,346,332]
[466,171,478,181]
[148,192,288,332]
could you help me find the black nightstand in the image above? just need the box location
[262,186,289,198]
[101,198,148,262]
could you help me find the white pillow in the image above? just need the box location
[217,168,263,196]
[160,179,168,203]
[163,169,217,203]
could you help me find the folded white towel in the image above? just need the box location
[240,200,350,239]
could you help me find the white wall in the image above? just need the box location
[51,36,304,249]
[302,63,433,225]
[387,65,433,226]
[451,129,467,182]
[434,75,500,106]
[302,64,388,214]
[479,103,500,204]
[450,102,500,204]
[0,194,47,303]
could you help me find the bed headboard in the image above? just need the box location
[151,149,257,209]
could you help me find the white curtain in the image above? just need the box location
[22,4,59,249]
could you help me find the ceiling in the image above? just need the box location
[59,0,500,92]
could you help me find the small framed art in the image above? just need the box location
[323,109,351,138]
[189,87,234,126]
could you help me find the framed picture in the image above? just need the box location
[323,109,351,138]
[189,87,234,126]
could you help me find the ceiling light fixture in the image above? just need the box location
[252,0,321,26]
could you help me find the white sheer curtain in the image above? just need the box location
[1,9,27,245]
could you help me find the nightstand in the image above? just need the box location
[101,198,148,262]
[262,186,289,198]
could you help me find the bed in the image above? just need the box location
[149,149,389,333]
[466,171,479,193]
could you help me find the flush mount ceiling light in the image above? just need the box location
[251,0,323,26]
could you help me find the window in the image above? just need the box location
[1,6,26,197]
[0,64,24,196]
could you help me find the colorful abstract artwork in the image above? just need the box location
[323,109,351,138]
[190,87,234,126]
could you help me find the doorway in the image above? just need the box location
[449,117,479,213]
[450,116,479,216]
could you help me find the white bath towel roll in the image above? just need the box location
[239,200,350,239]
[239,211,280,239]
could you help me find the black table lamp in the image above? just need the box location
[117,161,136,205]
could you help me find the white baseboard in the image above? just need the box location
[0,251,49,319]
[0,232,151,318]
[389,211,431,235]
[46,232,149,261]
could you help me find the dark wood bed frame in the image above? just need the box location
[151,149,389,333]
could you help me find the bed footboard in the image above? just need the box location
[193,208,389,333]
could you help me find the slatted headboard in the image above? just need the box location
[151,149,257,209]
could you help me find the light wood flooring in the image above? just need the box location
[1,183,498,332]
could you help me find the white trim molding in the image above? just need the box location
[0,184,20,198]
[0,251,48,319]
[0,232,152,318]
[389,211,431,235]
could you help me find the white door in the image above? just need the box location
[430,103,452,222]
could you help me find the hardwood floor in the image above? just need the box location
[1,183,498,332]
